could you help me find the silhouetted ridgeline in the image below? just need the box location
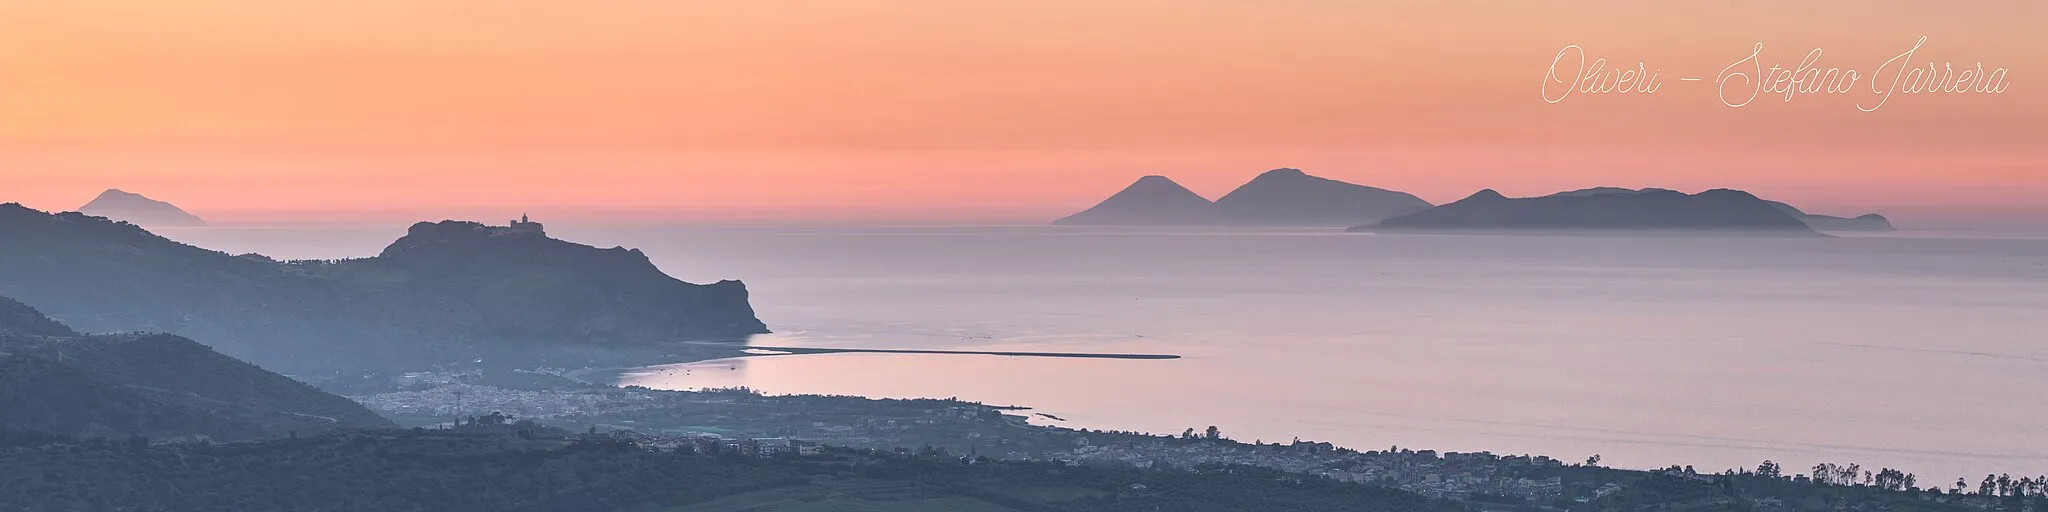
[1352,188,1825,235]
[1054,175,1223,225]
[1766,200,1896,232]
[1212,168,1433,226]
[0,204,768,373]
[0,295,392,440]
[74,188,208,227]
[1537,187,1894,232]
[1056,168,1431,226]
[0,296,77,337]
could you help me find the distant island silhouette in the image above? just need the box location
[75,189,207,227]
[1766,200,1896,232]
[1352,187,1825,236]
[1212,168,1433,226]
[1547,187,1895,232]
[1054,175,1222,225]
[1055,169,1431,226]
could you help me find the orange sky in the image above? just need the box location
[1,1,2043,225]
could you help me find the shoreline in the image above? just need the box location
[566,343,1180,387]
[742,345,1180,360]
[460,348,2029,486]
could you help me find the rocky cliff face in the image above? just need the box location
[0,203,768,373]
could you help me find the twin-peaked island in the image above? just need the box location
[1055,168,1431,227]
[1056,169,1893,234]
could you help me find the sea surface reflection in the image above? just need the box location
[172,225,2048,478]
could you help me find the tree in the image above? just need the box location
[1872,468,1913,491]
[1585,455,1601,467]
[1203,426,1221,441]
[1813,463,1837,485]
[1756,460,1782,479]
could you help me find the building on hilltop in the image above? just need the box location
[506,213,545,236]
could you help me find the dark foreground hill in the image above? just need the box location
[0,296,75,337]
[0,204,768,373]
[1212,168,1432,226]
[1354,188,1822,235]
[0,429,1463,512]
[0,354,261,441]
[75,188,208,227]
[0,427,2011,512]
[0,296,392,440]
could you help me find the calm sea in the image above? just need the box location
[164,225,2048,479]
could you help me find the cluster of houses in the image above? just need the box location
[634,432,824,458]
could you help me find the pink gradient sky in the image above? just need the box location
[1,1,2042,225]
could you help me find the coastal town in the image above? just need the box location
[342,369,2035,511]
[346,369,1590,505]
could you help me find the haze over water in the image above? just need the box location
[167,225,2048,480]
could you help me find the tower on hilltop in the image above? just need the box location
[507,213,545,235]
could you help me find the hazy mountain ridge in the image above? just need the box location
[0,296,391,440]
[1355,188,1823,235]
[0,203,768,373]
[75,189,207,227]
